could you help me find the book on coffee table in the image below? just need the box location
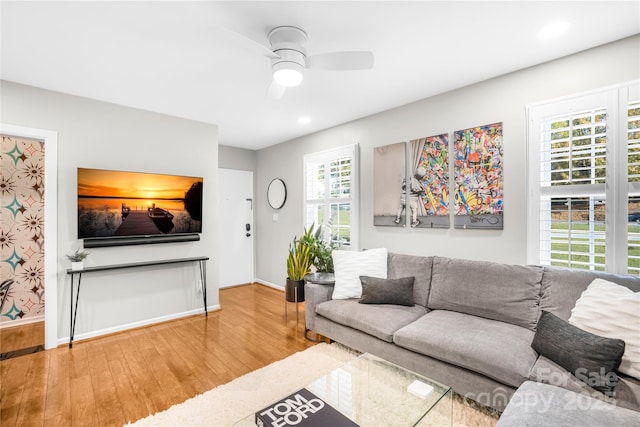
[255,388,358,427]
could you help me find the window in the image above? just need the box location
[629,101,640,274]
[304,144,359,249]
[527,83,640,275]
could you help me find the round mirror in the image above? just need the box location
[267,178,287,209]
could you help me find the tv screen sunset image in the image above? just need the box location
[77,168,203,238]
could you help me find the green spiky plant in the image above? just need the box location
[286,235,313,281]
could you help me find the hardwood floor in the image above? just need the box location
[0,284,317,426]
[0,322,44,355]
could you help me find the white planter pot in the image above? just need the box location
[71,261,84,271]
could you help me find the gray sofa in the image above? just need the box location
[304,253,640,424]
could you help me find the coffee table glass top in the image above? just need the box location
[234,352,452,426]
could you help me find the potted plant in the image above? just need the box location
[300,223,337,273]
[66,249,89,270]
[286,235,312,302]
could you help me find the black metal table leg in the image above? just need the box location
[199,260,207,316]
[69,272,82,348]
[69,273,73,348]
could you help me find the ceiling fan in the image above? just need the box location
[248,26,374,100]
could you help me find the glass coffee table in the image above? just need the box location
[234,352,452,426]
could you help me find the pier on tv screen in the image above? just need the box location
[77,168,203,239]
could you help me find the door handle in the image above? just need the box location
[246,223,251,237]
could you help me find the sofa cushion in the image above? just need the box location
[539,266,640,320]
[393,310,537,387]
[332,248,388,299]
[530,355,640,412]
[387,253,433,307]
[531,310,624,394]
[568,278,640,380]
[496,381,640,427]
[359,276,415,306]
[315,299,427,343]
[427,257,543,331]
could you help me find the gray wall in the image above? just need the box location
[1,81,218,343]
[255,35,640,288]
[218,144,256,171]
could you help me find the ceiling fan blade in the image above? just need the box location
[266,80,286,100]
[306,51,374,70]
[216,26,280,60]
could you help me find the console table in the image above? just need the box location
[65,256,209,348]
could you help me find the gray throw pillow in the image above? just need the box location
[531,310,625,394]
[359,276,415,306]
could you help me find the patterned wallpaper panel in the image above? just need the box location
[1,135,45,325]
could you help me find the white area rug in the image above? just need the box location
[127,343,498,427]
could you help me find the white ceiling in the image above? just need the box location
[2,1,639,150]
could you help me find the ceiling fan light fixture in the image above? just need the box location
[273,62,304,87]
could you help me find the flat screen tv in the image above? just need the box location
[77,168,203,240]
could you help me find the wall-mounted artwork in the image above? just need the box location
[373,142,406,226]
[410,134,450,228]
[77,168,203,239]
[453,122,503,229]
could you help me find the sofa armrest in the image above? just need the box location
[496,381,640,427]
[305,283,334,332]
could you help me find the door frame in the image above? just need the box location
[1,124,58,349]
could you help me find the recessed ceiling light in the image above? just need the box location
[538,21,570,40]
[298,116,311,125]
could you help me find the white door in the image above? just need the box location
[218,169,254,288]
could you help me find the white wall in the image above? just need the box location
[255,35,640,287]
[1,81,219,344]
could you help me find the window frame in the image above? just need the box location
[526,81,640,274]
[303,144,359,250]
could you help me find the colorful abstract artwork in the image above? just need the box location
[410,134,450,228]
[373,142,406,227]
[453,122,503,229]
[1,134,45,326]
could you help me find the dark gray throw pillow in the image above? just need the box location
[531,310,625,394]
[359,276,415,306]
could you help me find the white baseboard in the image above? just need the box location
[254,279,284,291]
[0,315,44,329]
[57,305,221,346]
